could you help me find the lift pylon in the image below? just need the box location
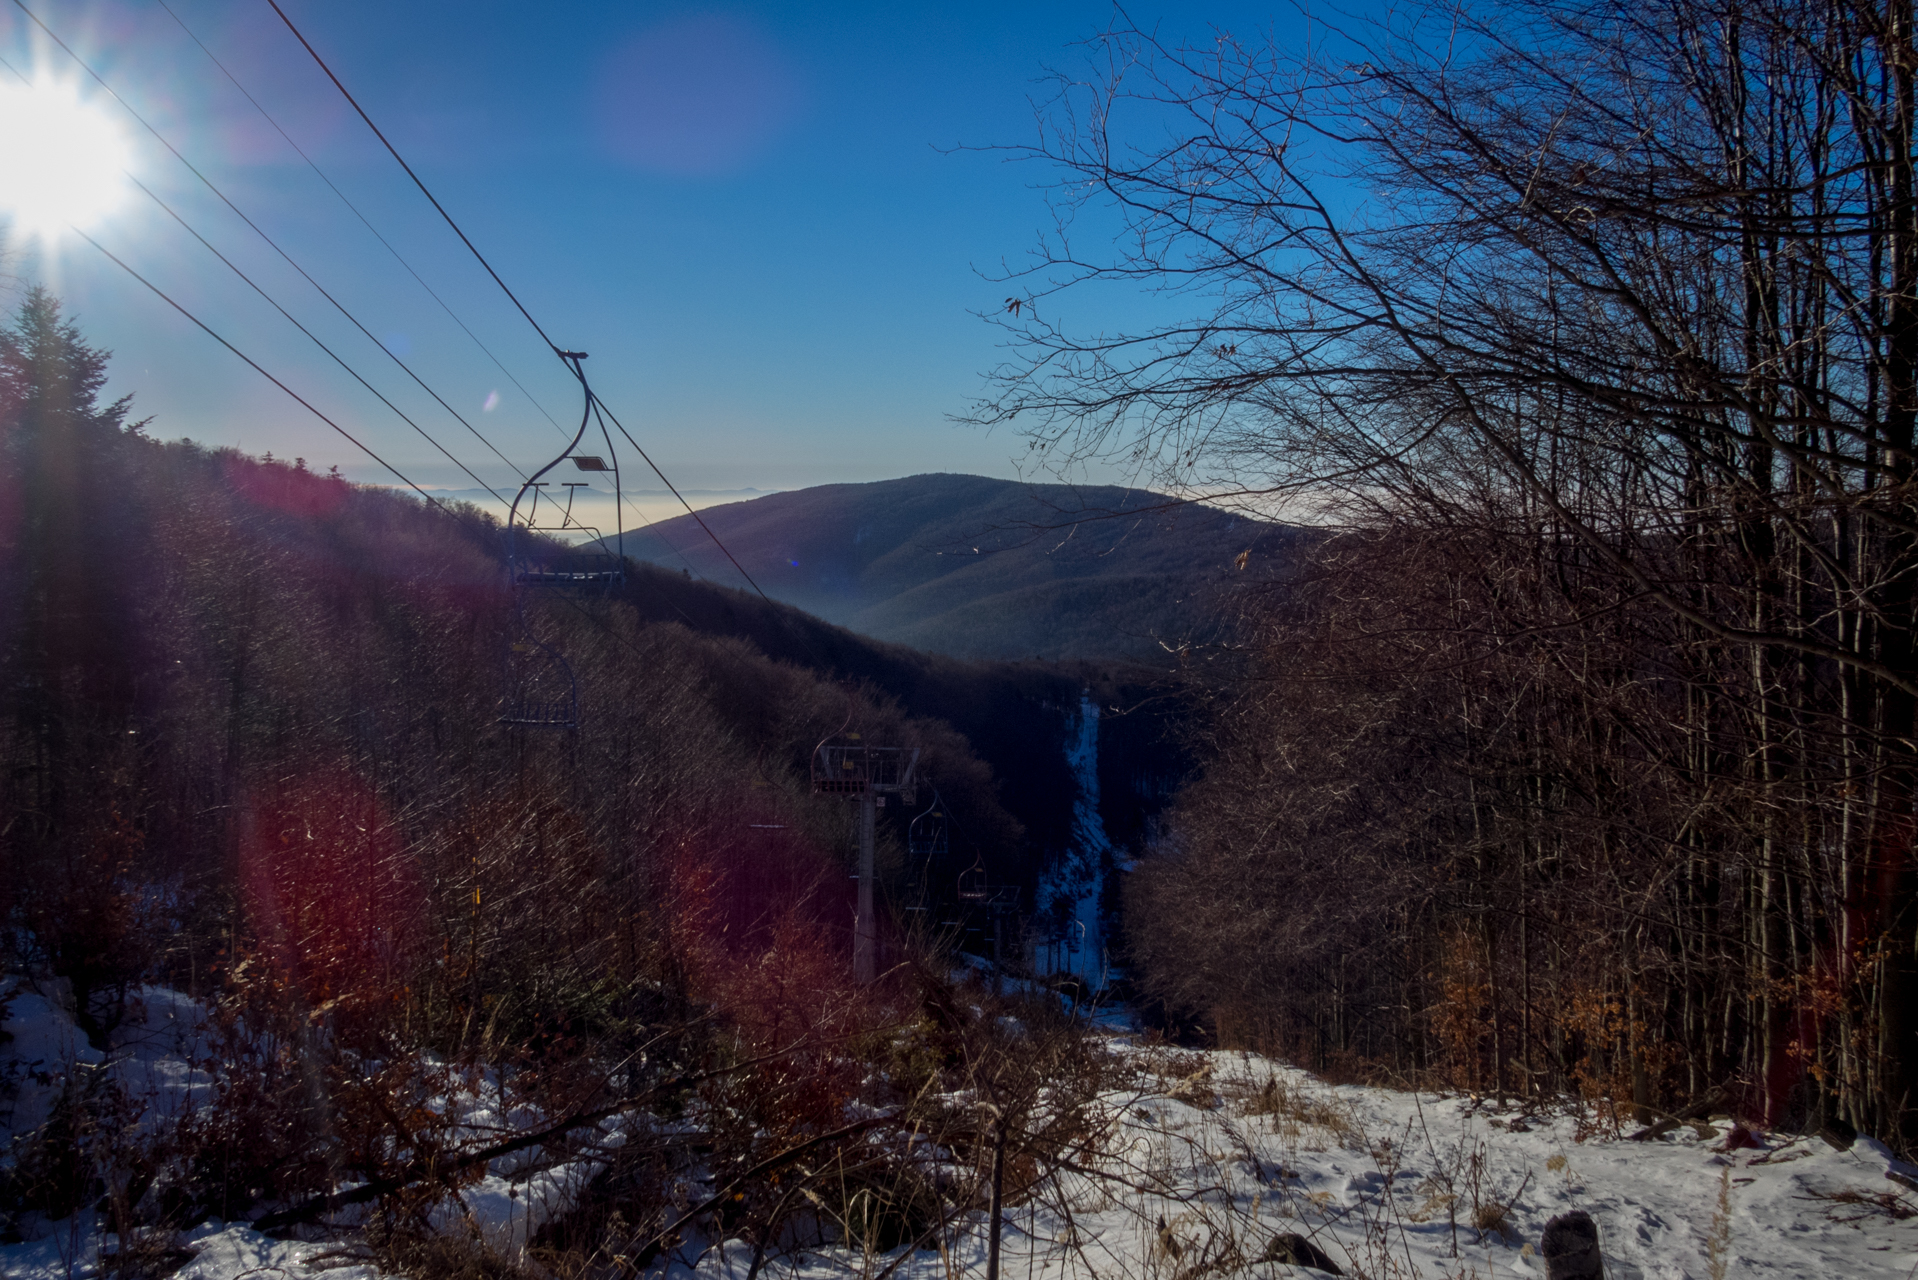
[811,726,918,984]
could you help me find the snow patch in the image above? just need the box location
[1035,690,1111,987]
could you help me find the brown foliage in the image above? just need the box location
[991,0,1918,1144]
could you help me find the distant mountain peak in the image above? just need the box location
[605,473,1302,661]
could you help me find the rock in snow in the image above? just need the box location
[1540,1210,1603,1279]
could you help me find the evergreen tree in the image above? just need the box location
[0,288,148,1049]
[0,285,134,449]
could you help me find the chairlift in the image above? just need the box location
[505,350,625,592]
[908,793,949,861]
[748,746,776,791]
[957,855,989,901]
[498,351,619,733]
[498,635,579,729]
[811,738,919,799]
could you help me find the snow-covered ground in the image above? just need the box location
[10,975,1918,1279]
[1034,691,1113,988]
[659,1045,1918,1280]
[2,976,597,1280]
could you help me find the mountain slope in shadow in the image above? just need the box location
[606,473,1302,661]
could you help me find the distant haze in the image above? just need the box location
[601,473,1308,662]
[385,484,780,539]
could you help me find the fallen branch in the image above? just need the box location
[255,1042,810,1233]
[255,1091,645,1232]
[630,1115,897,1266]
[1626,1087,1727,1142]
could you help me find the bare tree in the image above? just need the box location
[986,0,1918,1142]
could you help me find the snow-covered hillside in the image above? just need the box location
[8,978,1916,1279]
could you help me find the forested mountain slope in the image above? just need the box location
[604,473,1304,661]
[605,559,1189,867]
[0,294,1192,1032]
[0,293,1199,1273]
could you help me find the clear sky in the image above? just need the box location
[0,0,1304,512]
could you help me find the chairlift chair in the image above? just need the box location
[498,637,580,729]
[908,797,949,861]
[498,351,617,731]
[514,485,623,584]
[957,856,989,901]
[504,352,626,593]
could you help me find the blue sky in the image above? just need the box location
[0,0,1306,505]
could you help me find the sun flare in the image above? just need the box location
[0,77,132,239]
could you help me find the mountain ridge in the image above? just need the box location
[603,472,1304,661]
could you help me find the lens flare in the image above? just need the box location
[0,77,132,238]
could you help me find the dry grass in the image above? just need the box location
[366,1223,545,1280]
[1167,1066,1220,1111]
[1408,1180,1458,1225]
[99,1230,196,1279]
[1232,1073,1360,1149]
[1471,1200,1513,1238]
[1706,1165,1734,1280]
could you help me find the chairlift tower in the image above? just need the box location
[812,732,918,983]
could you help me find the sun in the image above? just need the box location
[0,76,132,239]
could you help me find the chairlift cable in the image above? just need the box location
[152,0,573,444]
[264,0,563,356]
[9,0,533,493]
[589,393,778,603]
[616,490,709,583]
[128,173,514,512]
[263,1,797,619]
[12,8,755,624]
[75,229,449,514]
[3,30,716,699]
[533,581,820,733]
